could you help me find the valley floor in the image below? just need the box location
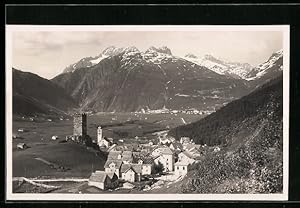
[11,112,204,194]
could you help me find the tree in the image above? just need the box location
[152,161,164,174]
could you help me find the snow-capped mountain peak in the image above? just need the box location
[185,53,198,59]
[245,49,283,81]
[146,46,172,55]
[62,46,177,74]
[183,54,252,79]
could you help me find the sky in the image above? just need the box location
[11,30,283,79]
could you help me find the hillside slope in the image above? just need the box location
[168,75,283,193]
[13,68,77,116]
[169,75,282,145]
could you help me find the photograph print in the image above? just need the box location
[5,25,289,201]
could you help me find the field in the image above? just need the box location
[12,112,204,178]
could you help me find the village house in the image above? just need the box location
[182,144,202,158]
[120,164,142,182]
[98,137,113,148]
[151,146,174,172]
[88,171,118,190]
[169,142,183,152]
[178,151,196,165]
[104,160,123,178]
[180,137,191,144]
[174,161,190,176]
[119,151,133,164]
[136,157,154,175]
[107,150,133,163]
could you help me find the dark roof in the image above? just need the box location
[103,137,112,143]
[104,160,123,169]
[122,151,133,156]
[108,150,133,161]
[181,151,194,159]
[132,151,152,164]
[120,164,131,173]
[120,164,142,174]
[89,171,107,183]
[150,154,160,162]
[183,143,195,150]
[107,137,114,142]
[132,151,142,158]
[131,164,142,174]
[107,151,122,159]
[141,157,155,164]
[170,142,183,150]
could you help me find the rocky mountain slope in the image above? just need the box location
[184,54,253,79]
[13,68,77,116]
[245,49,283,89]
[52,46,250,113]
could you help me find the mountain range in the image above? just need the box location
[184,53,253,79]
[12,46,283,115]
[52,46,251,113]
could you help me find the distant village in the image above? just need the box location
[139,107,216,115]
[61,113,220,191]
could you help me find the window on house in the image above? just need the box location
[183,166,185,170]
[177,167,179,170]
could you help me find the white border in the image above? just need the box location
[5,25,290,201]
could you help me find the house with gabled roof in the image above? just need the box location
[98,137,113,148]
[135,156,154,175]
[120,164,142,182]
[88,170,118,190]
[104,160,123,178]
[183,143,200,151]
[121,151,133,163]
[107,150,133,164]
[174,161,190,176]
[178,151,196,165]
[169,142,183,152]
[107,151,122,160]
[180,137,191,144]
[151,146,174,172]
[159,136,175,145]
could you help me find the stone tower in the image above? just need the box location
[97,126,102,146]
[73,113,87,136]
